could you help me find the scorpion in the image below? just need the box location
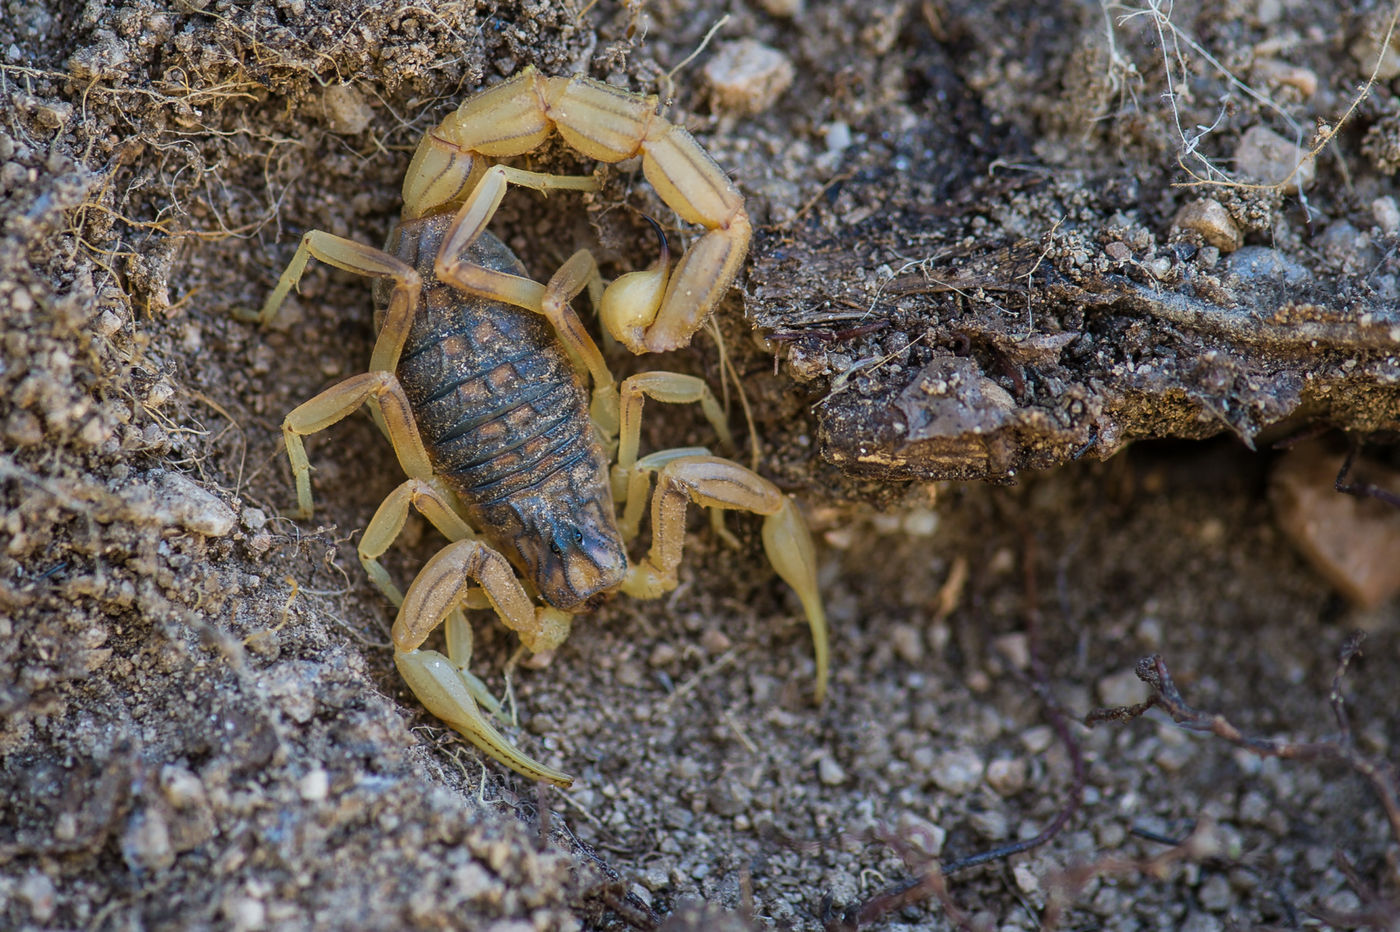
[255,67,828,787]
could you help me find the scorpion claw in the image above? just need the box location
[395,648,574,788]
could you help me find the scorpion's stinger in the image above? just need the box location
[600,216,671,354]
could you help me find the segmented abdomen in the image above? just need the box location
[382,216,608,539]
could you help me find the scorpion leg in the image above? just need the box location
[359,477,478,605]
[281,371,433,519]
[606,372,733,532]
[257,231,423,373]
[621,453,829,701]
[393,538,576,787]
[259,231,428,444]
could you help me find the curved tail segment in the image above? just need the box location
[404,66,750,355]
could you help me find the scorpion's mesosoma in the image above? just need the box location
[255,67,828,786]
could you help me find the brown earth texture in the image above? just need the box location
[4,1,1400,930]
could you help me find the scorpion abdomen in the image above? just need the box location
[380,215,626,610]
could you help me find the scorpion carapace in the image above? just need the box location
[255,67,828,787]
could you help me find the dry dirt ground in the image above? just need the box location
[3,1,1400,930]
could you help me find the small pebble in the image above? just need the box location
[241,506,268,532]
[823,120,852,157]
[160,765,208,808]
[18,871,56,923]
[1012,863,1040,895]
[1314,220,1374,272]
[1154,739,1196,773]
[817,754,846,786]
[226,896,266,932]
[930,748,984,795]
[298,768,329,802]
[968,806,1009,840]
[1233,125,1315,193]
[758,0,802,15]
[902,507,938,537]
[641,865,669,891]
[1270,441,1400,608]
[992,632,1029,670]
[1322,889,1363,917]
[628,883,653,910]
[985,757,1028,796]
[1198,873,1232,912]
[320,83,373,135]
[122,808,175,872]
[895,811,945,856]
[1253,59,1317,98]
[452,863,495,902]
[706,780,751,816]
[1021,725,1055,754]
[1372,195,1400,234]
[648,643,678,667]
[145,379,175,409]
[1222,245,1308,284]
[94,308,124,337]
[698,628,731,654]
[6,409,43,447]
[1097,667,1148,708]
[149,471,237,536]
[1350,25,1400,81]
[704,40,794,115]
[1180,911,1223,932]
[1172,199,1242,252]
[889,623,924,663]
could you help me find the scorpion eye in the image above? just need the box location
[573,528,584,544]
[549,540,563,556]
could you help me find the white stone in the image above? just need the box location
[704,40,794,115]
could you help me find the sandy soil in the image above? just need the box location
[3,1,1399,930]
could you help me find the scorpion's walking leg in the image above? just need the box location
[280,371,433,519]
[607,372,733,538]
[394,539,577,787]
[256,231,424,375]
[358,477,476,605]
[621,454,829,702]
[258,231,439,517]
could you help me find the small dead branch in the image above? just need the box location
[1335,439,1400,509]
[822,850,984,932]
[1309,849,1400,929]
[1085,634,1400,845]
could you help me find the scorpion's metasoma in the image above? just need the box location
[256,67,827,786]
